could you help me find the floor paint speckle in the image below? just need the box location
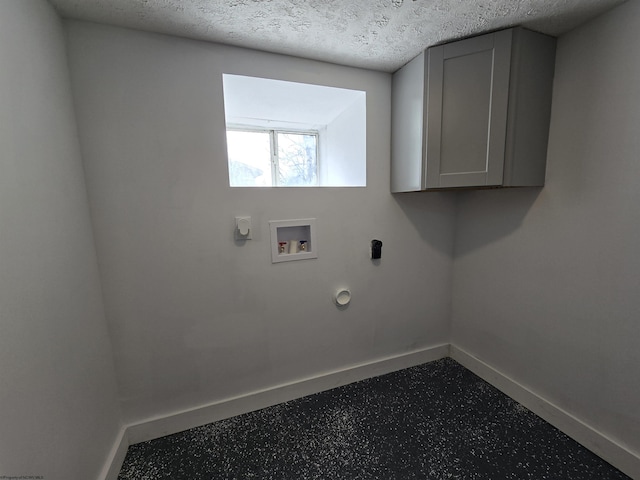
[118,358,630,479]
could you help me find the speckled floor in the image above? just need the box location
[118,358,630,479]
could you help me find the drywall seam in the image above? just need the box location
[450,345,640,479]
[125,344,450,444]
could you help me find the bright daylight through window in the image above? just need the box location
[222,74,366,187]
[227,129,318,187]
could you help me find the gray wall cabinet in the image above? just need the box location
[391,27,556,192]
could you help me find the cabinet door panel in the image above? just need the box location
[426,30,512,188]
[440,49,493,175]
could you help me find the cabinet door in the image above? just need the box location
[425,30,512,188]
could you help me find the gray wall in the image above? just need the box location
[0,2,122,479]
[6,2,636,475]
[452,0,640,457]
[65,22,456,425]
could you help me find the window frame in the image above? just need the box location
[226,125,320,187]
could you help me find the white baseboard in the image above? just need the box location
[450,345,640,480]
[126,344,450,445]
[98,426,129,480]
[102,343,639,480]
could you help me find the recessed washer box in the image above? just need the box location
[269,218,317,263]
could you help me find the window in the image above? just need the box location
[222,74,366,187]
[226,128,318,187]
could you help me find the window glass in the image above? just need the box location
[226,130,272,187]
[277,132,317,186]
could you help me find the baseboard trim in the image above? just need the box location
[126,344,450,445]
[450,345,640,479]
[98,426,129,480]
[103,344,639,479]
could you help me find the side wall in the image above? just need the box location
[0,2,122,479]
[64,21,456,425]
[324,97,367,186]
[452,0,640,462]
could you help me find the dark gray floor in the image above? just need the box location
[118,358,630,479]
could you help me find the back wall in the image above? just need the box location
[65,21,456,425]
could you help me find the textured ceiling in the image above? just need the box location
[48,0,625,72]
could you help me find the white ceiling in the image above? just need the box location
[48,0,625,72]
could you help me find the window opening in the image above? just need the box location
[222,74,366,187]
[227,128,318,187]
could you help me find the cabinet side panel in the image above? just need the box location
[485,29,512,186]
[391,53,426,192]
[504,28,557,187]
